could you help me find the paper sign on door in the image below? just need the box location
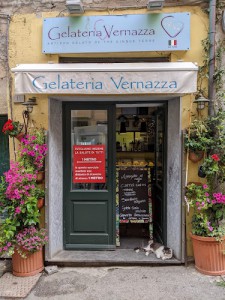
[73,145,106,183]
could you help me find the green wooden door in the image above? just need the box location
[63,102,116,250]
[0,116,9,177]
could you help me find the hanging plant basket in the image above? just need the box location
[188,150,204,163]
[191,234,225,276]
[12,247,44,277]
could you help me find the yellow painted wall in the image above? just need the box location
[8,6,209,257]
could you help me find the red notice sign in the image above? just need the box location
[73,145,106,183]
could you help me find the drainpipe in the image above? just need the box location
[208,0,216,116]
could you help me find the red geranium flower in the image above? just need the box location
[1,119,22,137]
[211,154,220,161]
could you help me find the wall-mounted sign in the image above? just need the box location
[73,145,105,183]
[42,13,190,53]
[12,62,198,95]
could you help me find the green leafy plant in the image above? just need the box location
[201,110,225,190]
[185,110,225,239]
[31,187,45,199]
[184,119,211,152]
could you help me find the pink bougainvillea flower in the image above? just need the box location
[14,206,21,215]
[203,184,208,189]
[211,154,220,161]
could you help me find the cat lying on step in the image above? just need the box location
[134,240,173,260]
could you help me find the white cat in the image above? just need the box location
[134,240,173,260]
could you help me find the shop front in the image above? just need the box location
[12,62,198,262]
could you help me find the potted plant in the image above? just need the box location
[12,226,48,277]
[184,119,211,162]
[185,110,225,275]
[0,163,48,276]
[0,127,48,277]
[1,119,24,141]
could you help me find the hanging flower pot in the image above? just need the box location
[188,150,204,163]
[36,171,45,183]
[191,234,225,276]
[37,197,44,209]
[15,132,25,142]
[12,247,44,277]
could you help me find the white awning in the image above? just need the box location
[11,62,198,95]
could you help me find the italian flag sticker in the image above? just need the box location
[169,40,177,46]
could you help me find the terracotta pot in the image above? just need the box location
[36,171,45,183]
[191,234,225,275]
[188,151,204,163]
[15,133,25,142]
[12,248,44,277]
[37,197,44,209]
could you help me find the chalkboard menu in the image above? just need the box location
[119,169,149,222]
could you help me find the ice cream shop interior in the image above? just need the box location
[4,1,210,263]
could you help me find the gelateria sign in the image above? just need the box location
[12,62,198,95]
[42,13,190,53]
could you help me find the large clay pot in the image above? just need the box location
[12,248,44,277]
[191,234,225,275]
[188,150,204,163]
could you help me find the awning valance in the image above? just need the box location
[11,62,198,95]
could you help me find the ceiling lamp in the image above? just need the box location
[66,0,84,14]
[147,0,165,10]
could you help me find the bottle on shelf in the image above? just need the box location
[122,142,127,151]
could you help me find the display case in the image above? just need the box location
[116,131,155,167]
